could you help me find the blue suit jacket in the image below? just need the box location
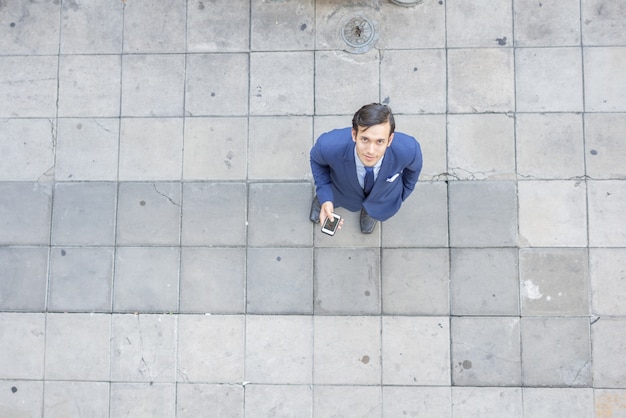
[310,127,423,221]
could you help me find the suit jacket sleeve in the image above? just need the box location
[401,139,423,201]
[310,138,335,204]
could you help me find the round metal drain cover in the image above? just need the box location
[340,15,377,53]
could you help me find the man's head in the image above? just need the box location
[351,103,395,167]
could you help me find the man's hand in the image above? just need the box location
[320,201,344,230]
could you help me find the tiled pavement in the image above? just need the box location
[1,0,626,416]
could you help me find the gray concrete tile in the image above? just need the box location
[177,384,243,418]
[513,0,581,47]
[0,1,60,55]
[452,316,521,386]
[117,182,181,246]
[177,315,244,383]
[248,183,312,247]
[187,0,249,53]
[0,313,45,380]
[0,248,48,311]
[122,0,185,53]
[121,54,186,117]
[113,247,180,313]
[516,47,583,112]
[246,248,313,314]
[520,248,589,316]
[180,248,246,314]
[315,50,379,115]
[516,113,585,180]
[446,0,512,47]
[377,0,446,49]
[44,381,110,418]
[248,117,312,179]
[245,316,313,384]
[110,383,176,418]
[181,182,247,246]
[245,384,312,418]
[585,113,626,179]
[382,248,449,315]
[590,248,626,316]
[518,180,587,247]
[0,182,52,245]
[250,52,314,116]
[55,118,119,181]
[522,388,594,418]
[380,49,446,114]
[594,389,626,416]
[250,0,315,51]
[581,0,626,45]
[449,181,518,247]
[111,314,177,383]
[0,381,42,417]
[51,182,117,246]
[584,47,626,112]
[119,118,183,181]
[394,114,447,181]
[313,316,380,385]
[314,248,380,315]
[452,387,522,418]
[0,119,55,181]
[447,114,516,180]
[183,117,248,180]
[0,57,58,118]
[592,318,626,388]
[587,180,626,246]
[314,207,381,247]
[44,313,111,381]
[383,387,451,418]
[48,247,113,312]
[448,48,515,113]
[313,385,381,417]
[521,317,591,387]
[451,248,520,316]
[58,55,121,118]
[185,54,249,116]
[383,316,451,385]
[382,182,449,247]
[60,0,123,54]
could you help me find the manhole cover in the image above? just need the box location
[340,15,377,53]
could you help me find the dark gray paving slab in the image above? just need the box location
[248,183,312,247]
[246,248,313,314]
[522,388,594,418]
[451,248,520,316]
[446,0,512,47]
[452,317,521,386]
[382,248,449,315]
[0,313,45,380]
[44,313,111,381]
[44,381,110,418]
[382,316,451,385]
[111,314,177,383]
[394,114,447,181]
[590,248,626,316]
[0,57,57,118]
[314,247,380,315]
[187,0,249,53]
[110,383,176,418]
[113,247,179,313]
[121,54,186,117]
[0,380,43,418]
[48,247,113,312]
[584,47,626,112]
[60,0,123,54]
[383,387,451,418]
[0,248,48,311]
[251,0,315,51]
[588,180,626,247]
[180,248,246,314]
[1,119,55,181]
[313,385,381,417]
[51,182,117,246]
[451,387,522,418]
[449,181,518,247]
[122,0,185,53]
[117,182,181,246]
[520,248,589,316]
[377,0,445,49]
[181,182,247,246]
[0,182,52,245]
[585,113,626,179]
[245,316,313,384]
[245,384,312,418]
[176,384,243,418]
[521,317,591,387]
[0,1,60,55]
[592,318,626,388]
[513,0,581,47]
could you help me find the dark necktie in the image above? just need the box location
[364,166,374,195]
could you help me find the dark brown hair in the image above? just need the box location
[351,103,395,134]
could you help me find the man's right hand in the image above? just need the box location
[319,201,335,226]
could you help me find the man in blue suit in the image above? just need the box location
[310,103,423,234]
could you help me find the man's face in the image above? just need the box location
[352,122,394,167]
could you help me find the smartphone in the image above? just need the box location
[321,213,341,236]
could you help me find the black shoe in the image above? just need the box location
[310,196,321,223]
[360,208,377,234]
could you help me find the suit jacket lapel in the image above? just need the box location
[343,142,364,195]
